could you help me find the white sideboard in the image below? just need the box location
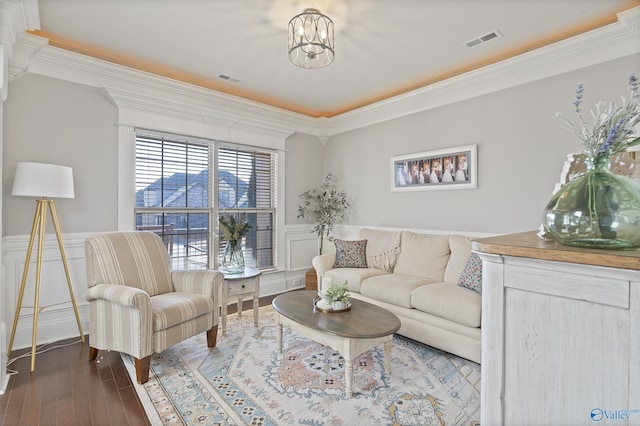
[473,232,640,426]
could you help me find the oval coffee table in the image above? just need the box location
[272,290,401,398]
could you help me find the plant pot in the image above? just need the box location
[332,300,347,310]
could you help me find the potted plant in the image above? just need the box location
[325,282,350,310]
[297,172,350,255]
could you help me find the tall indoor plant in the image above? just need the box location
[542,74,640,249]
[298,172,350,254]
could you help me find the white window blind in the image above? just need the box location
[218,146,276,269]
[134,132,276,270]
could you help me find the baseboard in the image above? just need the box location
[0,322,8,395]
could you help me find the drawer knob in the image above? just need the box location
[241,284,245,289]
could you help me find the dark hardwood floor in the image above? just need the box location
[0,294,278,425]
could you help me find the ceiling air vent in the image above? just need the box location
[465,30,502,48]
[218,74,240,83]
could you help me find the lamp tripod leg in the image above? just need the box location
[7,200,43,358]
[48,200,84,342]
[30,200,48,372]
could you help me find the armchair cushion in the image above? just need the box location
[151,292,215,331]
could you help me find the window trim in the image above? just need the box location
[130,129,281,271]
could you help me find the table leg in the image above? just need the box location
[345,358,354,398]
[276,322,283,353]
[221,301,228,335]
[384,338,392,374]
[237,297,242,318]
[253,297,259,327]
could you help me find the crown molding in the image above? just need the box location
[101,85,298,150]
[6,6,640,138]
[323,6,640,136]
[0,0,39,48]
[0,0,39,99]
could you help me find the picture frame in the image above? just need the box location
[391,144,477,192]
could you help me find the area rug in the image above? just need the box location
[123,306,481,425]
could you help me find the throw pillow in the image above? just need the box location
[457,252,482,294]
[333,239,368,268]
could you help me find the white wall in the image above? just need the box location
[324,54,640,234]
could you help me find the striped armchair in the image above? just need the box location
[84,231,223,384]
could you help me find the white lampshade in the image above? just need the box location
[12,162,75,199]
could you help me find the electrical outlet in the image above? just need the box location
[293,278,302,287]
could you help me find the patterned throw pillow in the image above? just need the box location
[457,252,482,294]
[333,239,368,268]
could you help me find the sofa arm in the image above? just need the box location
[312,253,336,280]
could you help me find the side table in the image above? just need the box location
[221,267,262,335]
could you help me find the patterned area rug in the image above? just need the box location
[123,305,481,425]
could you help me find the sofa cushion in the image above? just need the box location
[361,273,435,308]
[325,268,390,293]
[333,239,368,268]
[457,252,483,294]
[444,235,472,283]
[393,232,450,281]
[411,282,481,328]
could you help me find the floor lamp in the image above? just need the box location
[7,162,84,372]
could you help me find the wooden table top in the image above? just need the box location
[472,231,640,271]
[272,291,401,339]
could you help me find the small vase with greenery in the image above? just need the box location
[325,282,350,310]
[219,214,251,273]
[297,172,350,255]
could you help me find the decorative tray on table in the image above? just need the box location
[313,296,352,313]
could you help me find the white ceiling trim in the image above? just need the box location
[323,6,640,137]
[5,6,640,140]
[103,85,297,150]
[0,0,39,50]
[0,0,39,99]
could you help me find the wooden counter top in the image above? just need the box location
[472,231,640,271]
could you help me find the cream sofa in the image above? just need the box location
[312,228,481,363]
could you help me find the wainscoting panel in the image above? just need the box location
[285,225,319,271]
[3,233,90,351]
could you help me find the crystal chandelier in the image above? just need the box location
[288,8,334,69]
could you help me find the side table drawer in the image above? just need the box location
[227,280,256,297]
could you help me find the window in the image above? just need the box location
[134,132,276,271]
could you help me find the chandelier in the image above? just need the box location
[288,8,335,69]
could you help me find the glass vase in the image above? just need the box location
[222,242,245,274]
[542,156,640,249]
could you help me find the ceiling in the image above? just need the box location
[32,0,637,118]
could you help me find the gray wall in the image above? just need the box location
[284,132,324,224]
[3,54,639,238]
[323,54,640,234]
[3,74,118,235]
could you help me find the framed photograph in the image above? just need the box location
[391,144,477,192]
